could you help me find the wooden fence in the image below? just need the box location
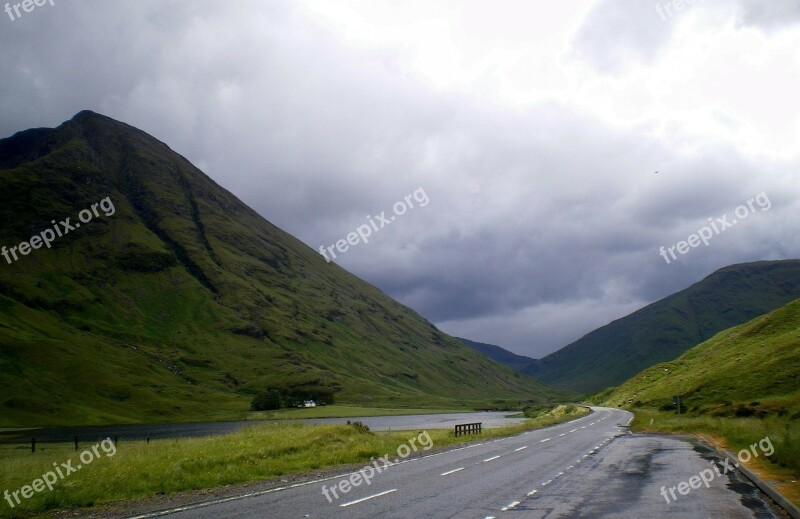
[454,422,482,437]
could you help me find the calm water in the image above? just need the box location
[0,411,524,444]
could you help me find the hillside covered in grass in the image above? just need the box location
[0,111,565,427]
[525,260,800,393]
[597,298,800,417]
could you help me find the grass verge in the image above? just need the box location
[630,408,800,506]
[0,405,587,518]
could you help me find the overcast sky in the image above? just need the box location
[2,0,799,358]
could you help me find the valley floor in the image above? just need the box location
[0,406,586,518]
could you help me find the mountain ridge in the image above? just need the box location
[0,111,563,426]
[597,297,800,416]
[524,259,800,393]
[458,338,534,372]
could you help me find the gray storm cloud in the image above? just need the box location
[1,0,798,357]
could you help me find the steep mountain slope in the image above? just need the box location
[524,260,800,393]
[597,298,800,419]
[0,111,561,426]
[459,338,534,372]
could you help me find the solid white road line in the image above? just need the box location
[440,467,465,476]
[339,489,397,508]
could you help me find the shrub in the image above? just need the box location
[251,389,282,411]
[522,404,552,419]
[346,420,372,434]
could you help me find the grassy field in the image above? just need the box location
[0,405,586,518]
[629,408,800,506]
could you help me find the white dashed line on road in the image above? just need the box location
[440,467,465,476]
[515,446,528,451]
[483,455,501,462]
[339,489,397,508]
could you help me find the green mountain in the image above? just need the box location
[458,338,534,372]
[597,298,800,419]
[0,111,562,427]
[524,260,800,393]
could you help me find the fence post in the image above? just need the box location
[31,437,35,453]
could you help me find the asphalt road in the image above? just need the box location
[127,407,784,519]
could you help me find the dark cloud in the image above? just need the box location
[735,0,800,29]
[1,0,798,358]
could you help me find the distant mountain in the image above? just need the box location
[0,111,564,426]
[597,298,800,419]
[524,260,800,393]
[458,338,535,372]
